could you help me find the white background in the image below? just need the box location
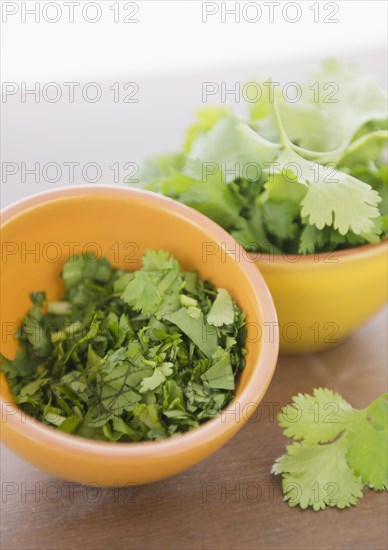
[2,0,387,79]
[1,1,387,205]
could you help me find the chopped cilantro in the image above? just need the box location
[0,251,247,442]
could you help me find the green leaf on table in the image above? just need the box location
[347,395,388,490]
[277,388,361,444]
[273,389,388,511]
[272,438,364,511]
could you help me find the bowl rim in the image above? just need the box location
[0,185,279,458]
[247,238,387,264]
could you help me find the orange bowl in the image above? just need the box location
[0,186,278,486]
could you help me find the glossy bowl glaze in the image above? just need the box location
[0,186,278,486]
[250,241,387,354]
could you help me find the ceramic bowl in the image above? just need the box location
[0,186,278,485]
[250,241,387,354]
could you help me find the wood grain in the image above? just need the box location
[1,309,387,550]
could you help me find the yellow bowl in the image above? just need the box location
[249,241,387,354]
[0,186,278,486]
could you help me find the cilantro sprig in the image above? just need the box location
[0,251,247,442]
[272,388,388,511]
[133,61,387,254]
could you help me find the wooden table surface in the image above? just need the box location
[1,309,387,550]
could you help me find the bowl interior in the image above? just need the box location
[1,187,269,409]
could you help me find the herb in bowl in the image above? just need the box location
[133,62,387,254]
[1,251,247,442]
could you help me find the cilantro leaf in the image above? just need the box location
[21,294,52,357]
[272,438,364,511]
[277,388,361,444]
[300,168,381,235]
[137,151,185,182]
[263,171,307,212]
[17,378,51,403]
[163,307,218,359]
[62,255,87,289]
[140,168,243,228]
[298,225,337,254]
[132,403,166,440]
[201,350,235,390]
[347,395,388,490]
[142,249,179,272]
[57,415,82,434]
[185,114,279,183]
[339,130,388,168]
[231,202,272,253]
[262,201,299,241]
[273,148,381,235]
[139,367,168,393]
[184,105,232,152]
[274,389,388,511]
[122,271,162,315]
[207,289,234,327]
[275,60,388,159]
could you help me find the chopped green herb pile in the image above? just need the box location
[272,388,388,511]
[1,251,247,442]
[134,62,387,254]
